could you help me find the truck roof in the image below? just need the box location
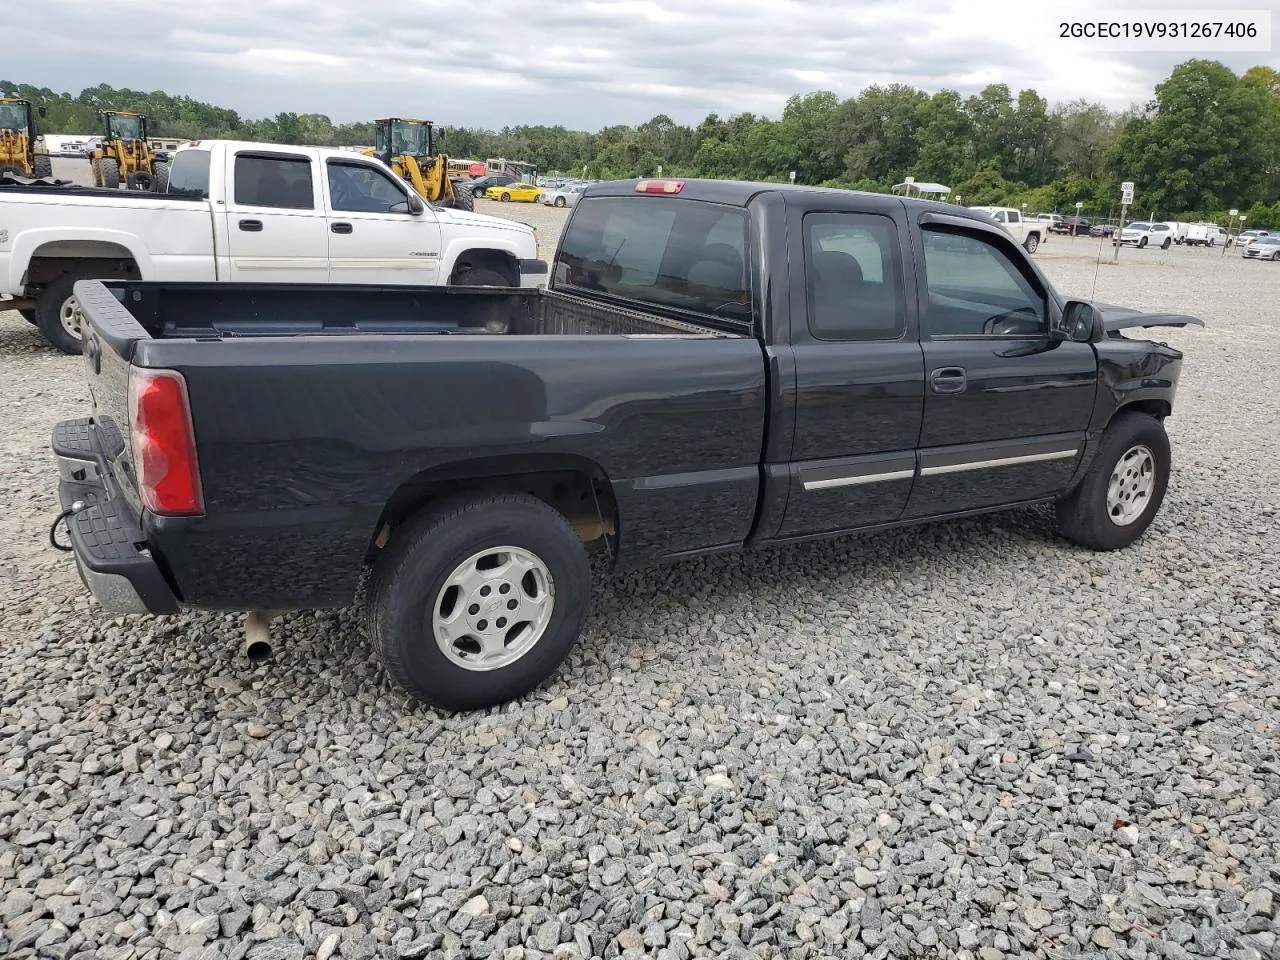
[173,139,377,163]
[582,177,997,226]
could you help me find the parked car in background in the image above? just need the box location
[541,183,588,208]
[1241,235,1280,260]
[1033,213,1066,232]
[1185,223,1229,247]
[967,205,1049,253]
[1164,221,1190,245]
[467,174,517,196]
[1115,222,1173,249]
[1061,216,1092,235]
[1089,223,1118,237]
[485,182,542,203]
[1237,229,1270,248]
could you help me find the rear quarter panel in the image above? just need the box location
[136,334,767,609]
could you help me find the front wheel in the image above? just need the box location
[1055,411,1170,551]
[554,196,566,208]
[151,160,169,193]
[1023,234,1039,254]
[500,192,511,202]
[1161,238,1171,250]
[1139,236,1148,248]
[32,155,53,179]
[368,493,591,711]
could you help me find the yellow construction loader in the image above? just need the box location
[90,111,168,190]
[0,97,53,179]
[363,118,475,212]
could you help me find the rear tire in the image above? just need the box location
[1055,411,1170,551]
[151,160,169,193]
[452,263,512,287]
[447,183,474,213]
[100,157,120,189]
[554,196,566,208]
[35,273,90,354]
[89,157,101,187]
[1023,233,1039,254]
[368,493,591,711]
[32,155,53,179]
[126,171,153,191]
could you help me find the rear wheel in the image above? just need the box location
[554,196,566,208]
[452,262,512,287]
[446,183,474,213]
[1055,411,1170,551]
[32,155,53,179]
[368,493,591,711]
[89,157,101,186]
[100,157,120,189]
[126,171,153,191]
[1023,233,1039,254]
[151,160,169,193]
[35,273,90,354]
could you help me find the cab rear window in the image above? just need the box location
[554,196,750,325]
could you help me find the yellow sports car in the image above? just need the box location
[484,182,542,203]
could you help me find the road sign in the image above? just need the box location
[1229,208,1239,216]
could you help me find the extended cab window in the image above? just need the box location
[165,149,210,198]
[555,196,750,324]
[328,161,410,214]
[804,213,905,341]
[922,227,1047,337]
[234,154,314,210]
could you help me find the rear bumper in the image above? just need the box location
[518,258,548,288]
[52,416,180,615]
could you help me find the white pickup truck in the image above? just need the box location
[0,139,547,352]
[966,206,1049,254]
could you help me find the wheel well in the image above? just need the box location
[25,245,141,294]
[1114,399,1171,423]
[371,459,619,559]
[449,249,519,285]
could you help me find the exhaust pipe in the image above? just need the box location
[244,610,275,665]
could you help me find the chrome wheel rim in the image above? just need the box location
[60,295,83,340]
[431,546,554,671]
[1107,444,1156,526]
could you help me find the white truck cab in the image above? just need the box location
[966,206,1048,254]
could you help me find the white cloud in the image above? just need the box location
[4,0,1274,129]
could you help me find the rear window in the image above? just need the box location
[166,149,210,198]
[554,196,750,325]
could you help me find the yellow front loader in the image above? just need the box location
[0,97,53,179]
[90,111,168,190]
[363,118,475,212]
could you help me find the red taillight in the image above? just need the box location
[128,368,204,516]
[635,179,684,194]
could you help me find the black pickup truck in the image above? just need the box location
[52,178,1202,710]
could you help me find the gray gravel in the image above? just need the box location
[2,236,1278,960]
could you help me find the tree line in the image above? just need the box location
[5,59,1279,226]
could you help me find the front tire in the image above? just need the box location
[500,192,511,202]
[1161,238,1171,249]
[35,273,89,354]
[151,160,169,193]
[1055,411,1171,551]
[554,196,566,208]
[446,183,474,213]
[100,157,120,189]
[1023,233,1039,254]
[32,155,53,179]
[368,493,591,711]
[1139,236,1148,248]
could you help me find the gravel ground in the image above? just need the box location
[2,235,1278,960]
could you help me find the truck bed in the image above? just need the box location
[83,279,737,351]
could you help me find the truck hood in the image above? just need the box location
[437,207,536,237]
[1088,300,1205,332]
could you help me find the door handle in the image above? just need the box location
[331,222,353,234]
[238,219,263,232]
[929,366,967,394]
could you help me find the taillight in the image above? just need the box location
[127,368,204,516]
[635,179,684,194]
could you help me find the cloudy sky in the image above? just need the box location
[6,0,1276,129]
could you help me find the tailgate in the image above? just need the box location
[73,279,155,511]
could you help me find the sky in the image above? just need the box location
[5,0,1277,130]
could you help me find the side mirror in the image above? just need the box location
[407,193,426,216]
[1062,300,1096,342]
[37,106,47,119]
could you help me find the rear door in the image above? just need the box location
[903,215,1096,518]
[323,158,444,284]
[224,149,328,282]
[772,196,925,539]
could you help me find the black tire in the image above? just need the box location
[446,183,474,213]
[1023,233,1039,254]
[1138,236,1148,248]
[452,264,512,287]
[151,160,169,193]
[32,155,53,179]
[554,196,566,208]
[19,309,38,325]
[1161,238,1171,250]
[89,157,101,187]
[0,164,21,178]
[100,157,120,189]
[1055,411,1170,551]
[500,192,511,202]
[35,273,89,354]
[126,171,153,191]
[368,493,591,711]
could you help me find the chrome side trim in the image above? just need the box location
[919,448,1078,477]
[802,469,915,491]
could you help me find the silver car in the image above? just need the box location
[1241,235,1280,260]
[541,183,587,208]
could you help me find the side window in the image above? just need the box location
[233,154,314,210]
[922,227,1047,337]
[1007,210,1021,224]
[554,196,750,324]
[991,210,1007,223]
[803,213,906,341]
[165,150,210,198]
[327,161,410,214]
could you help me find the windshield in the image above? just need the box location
[0,101,28,132]
[107,114,144,140]
[380,121,431,158]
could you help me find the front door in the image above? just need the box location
[903,220,1097,518]
[224,150,329,282]
[773,204,925,539]
[324,159,443,285]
